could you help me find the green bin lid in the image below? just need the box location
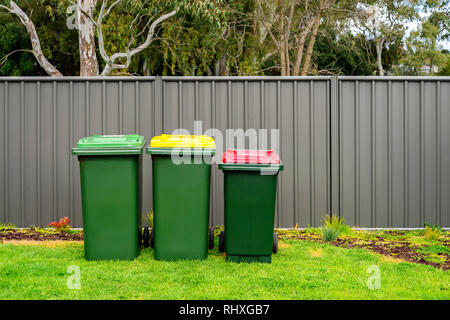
[72,134,146,155]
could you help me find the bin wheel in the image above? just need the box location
[208,228,214,249]
[273,231,278,253]
[143,227,150,248]
[219,231,225,253]
[150,228,154,249]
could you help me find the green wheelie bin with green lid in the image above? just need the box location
[146,134,215,261]
[218,149,283,263]
[72,134,145,260]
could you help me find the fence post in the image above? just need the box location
[154,76,163,135]
[330,76,340,219]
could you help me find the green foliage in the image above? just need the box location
[321,227,341,242]
[398,18,448,75]
[418,244,450,255]
[0,14,37,76]
[304,224,319,235]
[437,54,450,75]
[314,31,374,75]
[320,215,348,242]
[0,0,78,75]
[0,222,16,231]
[421,0,449,41]
[423,222,445,232]
[0,0,447,76]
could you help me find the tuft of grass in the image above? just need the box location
[321,227,340,242]
[320,215,348,242]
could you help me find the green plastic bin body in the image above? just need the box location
[219,162,283,263]
[72,134,145,261]
[147,147,214,261]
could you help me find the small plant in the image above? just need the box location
[321,227,340,242]
[48,217,71,232]
[304,224,318,235]
[423,222,444,232]
[144,209,154,229]
[320,214,347,242]
[422,226,440,240]
[0,222,16,232]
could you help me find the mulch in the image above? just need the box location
[277,230,450,271]
[330,238,450,271]
[0,228,83,242]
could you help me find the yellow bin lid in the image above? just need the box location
[150,134,215,149]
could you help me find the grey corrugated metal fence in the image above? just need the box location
[0,76,449,228]
[335,77,450,228]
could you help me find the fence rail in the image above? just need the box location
[0,76,449,228]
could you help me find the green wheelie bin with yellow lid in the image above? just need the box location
[146,134,215,261]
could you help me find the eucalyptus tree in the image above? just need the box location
[352,0,418,76]
[401,19,448,74]
[421,0,449,41]
[0,0,223,76]
[254,0,364,76]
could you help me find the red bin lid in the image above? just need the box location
[222,149,281,164]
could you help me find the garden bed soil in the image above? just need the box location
[0,228,83,242]
[277,230,450,271]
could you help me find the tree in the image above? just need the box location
[87,0,263,76]
[0,1,222,76]
[255,0,329,75]
[421,0,449,41]
[0,1,63,75]
[400,19,448,75]
[437,53,450,75]
[352,0,417,76]
[254,0,365,76]
[0,14,39,75]
[313,30,374,75]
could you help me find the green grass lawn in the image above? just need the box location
[0,239,448,300]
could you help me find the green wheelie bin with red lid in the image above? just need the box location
[218,149,283,263]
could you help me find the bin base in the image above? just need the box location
[226,254,271,263]
[154,255,207,261]
[85,253,139,261]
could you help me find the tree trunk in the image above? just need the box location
[279,12,287,76]
[285,30,290,76]
[300,9,322,76]
[292,19,315,76]
[376,39,384,76]
[2,1,62,76]
[215,50,228,76]
[78,0,99,76]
